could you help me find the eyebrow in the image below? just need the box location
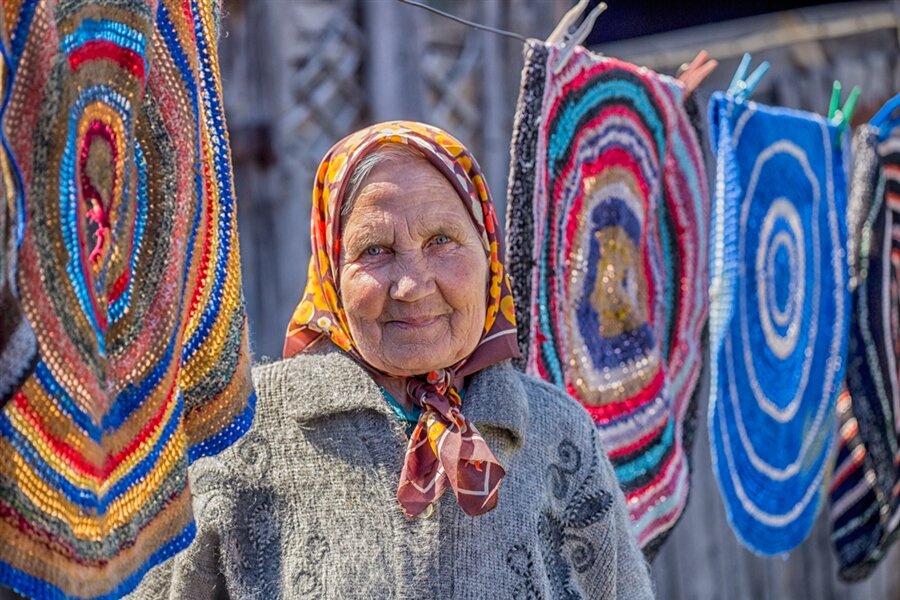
[343,226,391,252]
[417,218,469,238]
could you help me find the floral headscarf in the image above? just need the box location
[284,121,519,517]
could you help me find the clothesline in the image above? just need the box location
[397,0,899,76]
[606,7,899,71]
[395,0,529,42]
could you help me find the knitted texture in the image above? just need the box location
[707,92,849,556]
[505,42,547,370]
[0,1,255,597]
[505,41,709,555]
[676,92,714,486]
[830,125,900,581]
[126,346,654,600]
[0,190,36,406]
[0,19,37,406]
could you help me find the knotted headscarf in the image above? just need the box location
[284,121,519,517]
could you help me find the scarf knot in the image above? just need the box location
[397,372,505,518]
[408,370,452,410]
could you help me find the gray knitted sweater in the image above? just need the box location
[128,346,654,599]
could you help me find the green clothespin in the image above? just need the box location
[829,80,861,147]
[828,80,842,120]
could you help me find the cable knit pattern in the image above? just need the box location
[126,345,654,599]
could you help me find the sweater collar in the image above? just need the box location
[281,345,528,444]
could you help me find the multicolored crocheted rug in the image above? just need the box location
[0,171,36,407]
[0,17,37,407]
[507,41,709,555]
[707,93,849,555]
[0,1,255,597]
[830,125,900,580]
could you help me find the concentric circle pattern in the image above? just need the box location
[708,94,849,555]
[508,42,709,554]
[0,2,255,597]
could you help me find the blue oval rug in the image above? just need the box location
[707,93,850,555]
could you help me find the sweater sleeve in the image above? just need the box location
[563,429,655,600]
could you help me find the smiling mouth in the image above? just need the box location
[385,315,445,329]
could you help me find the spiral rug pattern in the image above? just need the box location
[507,42,708,555]
[708,93,849,555]
[0,1,255,597]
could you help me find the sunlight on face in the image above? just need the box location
[338,157,488,377]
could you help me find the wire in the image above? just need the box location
[396,0,529,43]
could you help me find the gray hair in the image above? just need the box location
[341,143,428,222]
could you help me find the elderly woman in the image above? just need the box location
[131,122,653,599]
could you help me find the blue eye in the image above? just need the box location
[365,246,384,256]
[433,234,451,245]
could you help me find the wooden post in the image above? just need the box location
[363,1,427,123]
[480,0,510,227]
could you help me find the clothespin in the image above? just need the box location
[547,1,608,74]
[870,92,900,141]
[828,80,861,148]
[677,50,718,101]
[727,53,769,104]
[546,0,589,45]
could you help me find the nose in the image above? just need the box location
[390,253,435,302]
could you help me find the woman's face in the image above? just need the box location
[339,157,488,377]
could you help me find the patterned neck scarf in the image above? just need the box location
[284,121,519,517]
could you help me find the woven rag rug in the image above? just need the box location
[506,41,709,557]
[830,124,900,581]
[707,92,849,556]
[0,1,256,597]
[0,130,36,407]
[0,0,37,407]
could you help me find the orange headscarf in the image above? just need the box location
[284,122,519,517]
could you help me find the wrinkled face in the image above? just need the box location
[339,158,488,377]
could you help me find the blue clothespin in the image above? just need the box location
[871,92,900,140]
[727,53,770,104]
